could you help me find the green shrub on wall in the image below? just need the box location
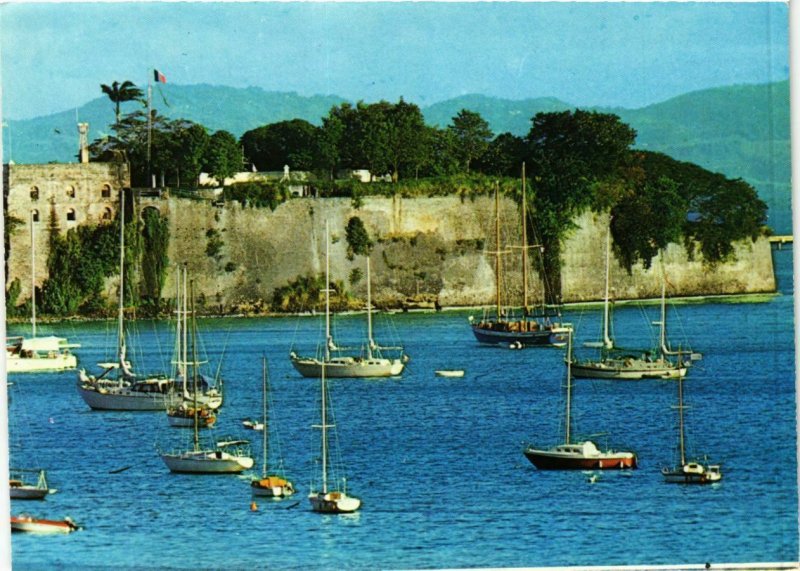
[223,181,290,210]
[139,208,170,315]
[41,222,118,316]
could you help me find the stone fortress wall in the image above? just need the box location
[4,162,776,311]
[4,162,129,300]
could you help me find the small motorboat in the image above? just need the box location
[435,369,465,378]
[10,514,79,534]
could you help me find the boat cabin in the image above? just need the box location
[555,442,600,455]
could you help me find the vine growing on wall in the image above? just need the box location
[139,208,170,315]
[40,221,118,315]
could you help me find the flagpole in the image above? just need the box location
[147,72,153,189]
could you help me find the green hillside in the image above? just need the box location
[3,81,791,232]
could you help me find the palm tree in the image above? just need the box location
[101,81,144,124]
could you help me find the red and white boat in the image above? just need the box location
[10,515,79,534]
[524,328,638,470]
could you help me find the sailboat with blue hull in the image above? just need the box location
[470,170,568,348]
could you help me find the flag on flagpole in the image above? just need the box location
[154,69,167,83]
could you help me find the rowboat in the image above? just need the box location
[435,369,465,378]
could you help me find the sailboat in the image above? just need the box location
[251,357,295,498]
[8,365,56,500]
[524,328,638,470]
[7,210,80,373]
[290,221,408,378]
[469,172,568,347]
[309,360,361,513]
[159,283,254,474]
[9,469,52,500]
[571,228,691,380]
[77,188,180,411]
[166,266,223,428]
[662,375,722,484]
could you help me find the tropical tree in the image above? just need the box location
[610,176,687,271]
[476,132,526,176]
[101,80,144,124]
[345,216,373,260]
[385,98,427,182]
[525,109,637,302]
[448,109,493,173]
[203,130,243,182]
[416,126,460,177]
[241,119,319,172]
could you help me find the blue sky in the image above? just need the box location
[0,2,790,120]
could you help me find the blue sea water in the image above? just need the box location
[7,248,798,570]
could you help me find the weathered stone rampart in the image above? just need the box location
[4,162,776,310]
[131,195,779,309]
[5,162,128,297]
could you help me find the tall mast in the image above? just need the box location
[182,264,188,383]
[495,183,502,320]
[190,280,199,452]
[174,267,184,392]
[366,256,373,359]
[320,360,328,494]
[117,188,126,365]
[262,356,268,479]
[677,375,686,466]
[30,210,36,338]
[602,224,613,349]
[324,220,331,362]
[565,328,573,444]
[147,80,153,189]
[521,163,529,315]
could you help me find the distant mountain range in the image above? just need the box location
[3,80,791,232]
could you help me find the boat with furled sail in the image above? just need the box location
[524,328,638,470]
[571,230,694,380]
[7,210,79,373]
[290,220,408,378]
[308,360,361,513]
[251,357,295,498]
[77,188,179,411]
[469,171,568,347]
[9,469,53,500]
[662,374,722,484]
[159,287,254,474]
[166,267,223,427]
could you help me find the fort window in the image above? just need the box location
[31,210,40,223]
[102,207,113,221]
[30,186,40,201]
[66,185,76,198]
[101,184,112,198]
[66,208,76,222]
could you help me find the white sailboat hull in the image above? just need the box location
[309,491,361,513]
[571,358,686,380]
[77,377,181,411]
[291,355,405,378]
[161,450,254,473]
[7,352,77,373]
